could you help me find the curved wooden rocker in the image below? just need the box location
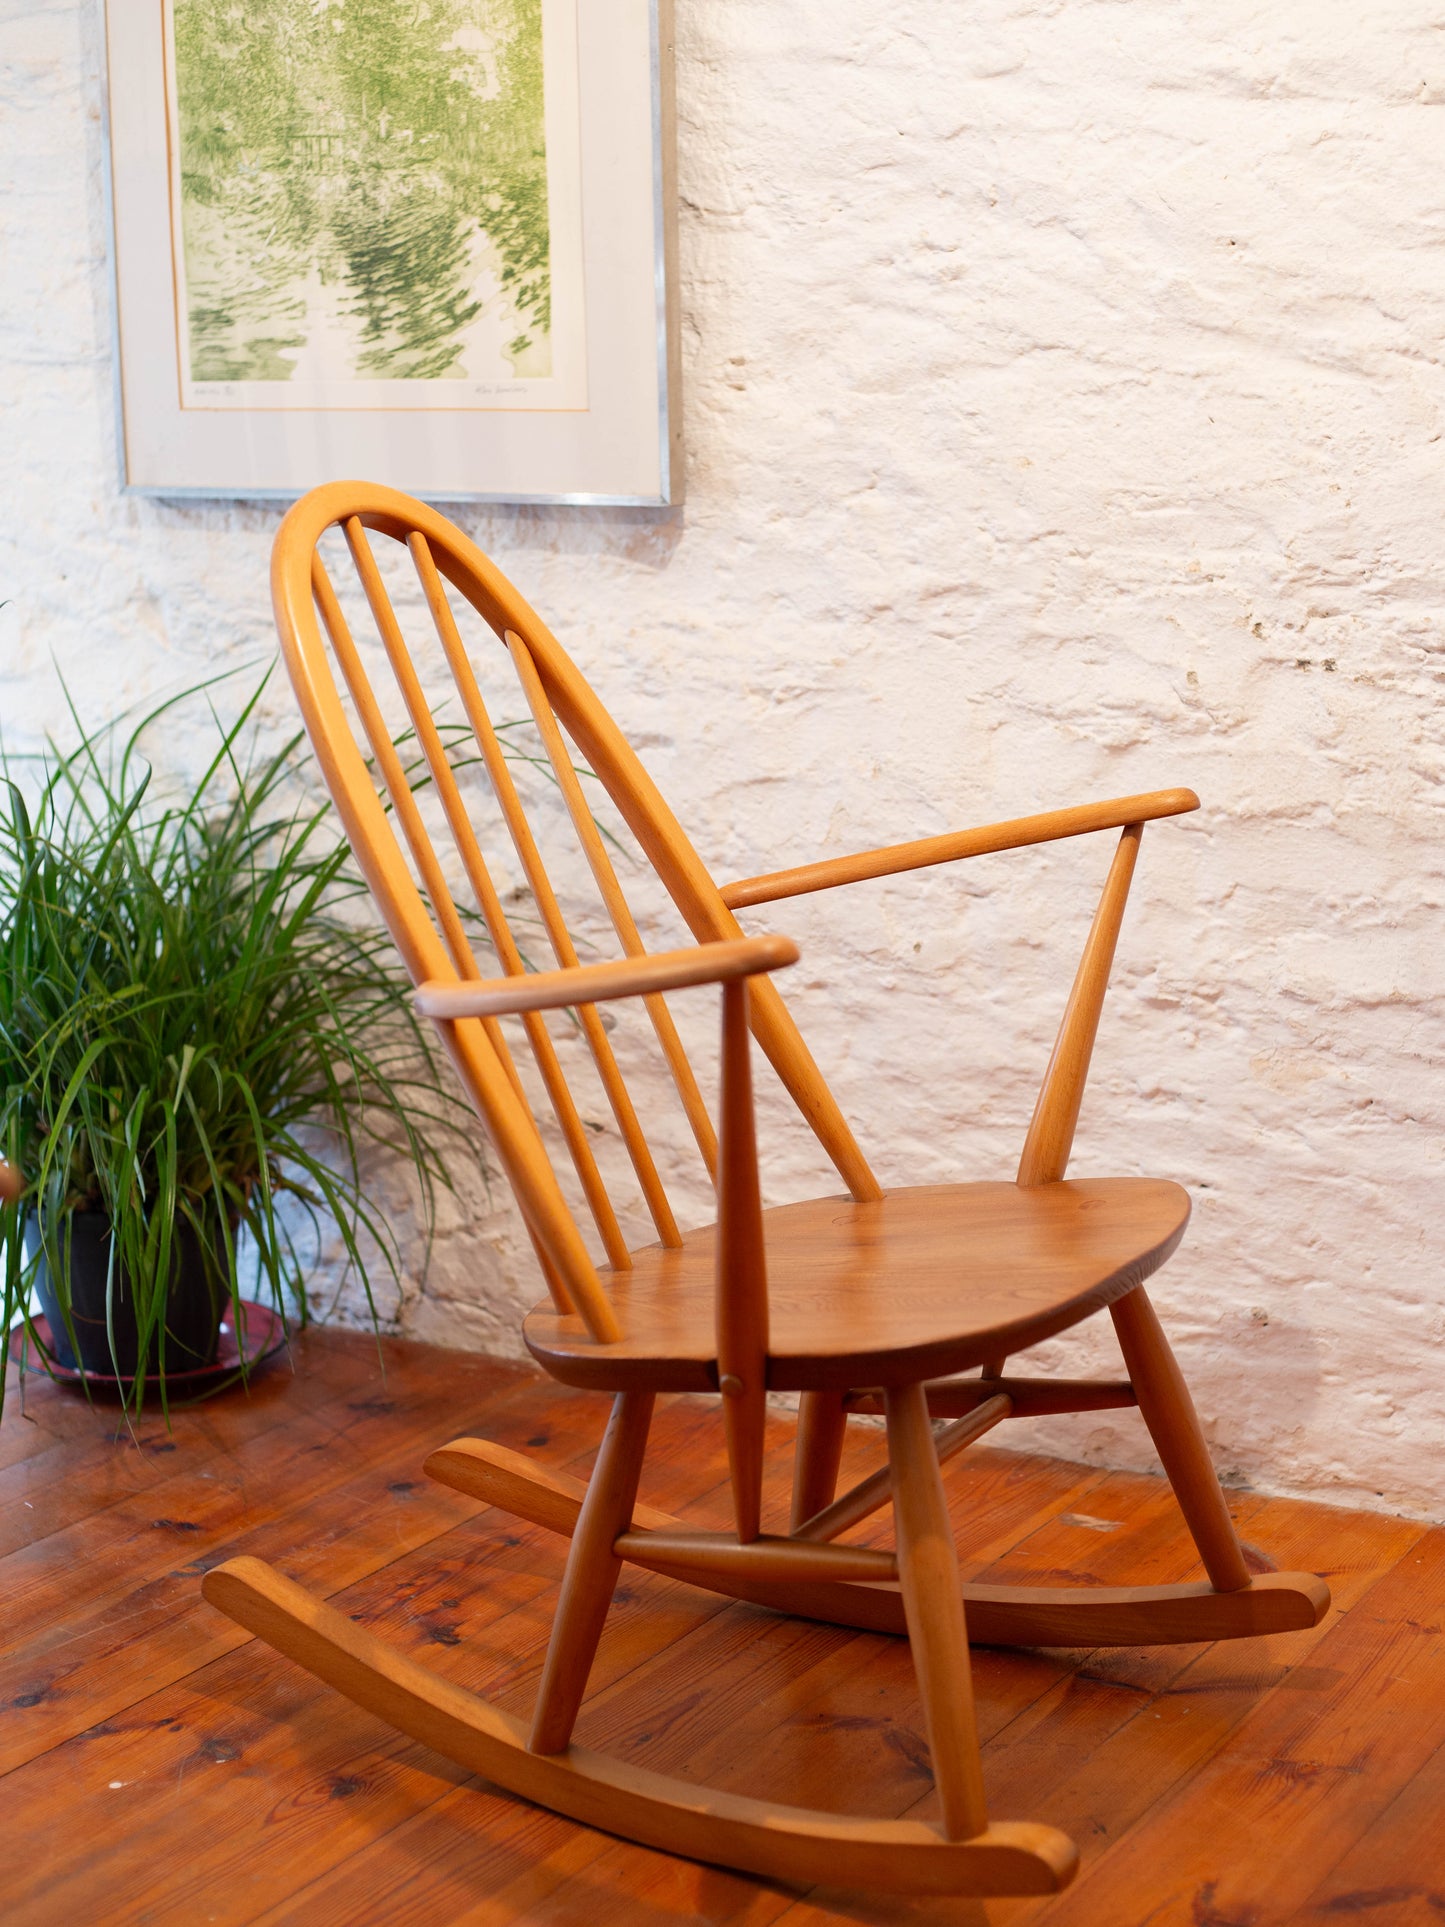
[421,1434,1327,1650]
[202,481,1329,1900]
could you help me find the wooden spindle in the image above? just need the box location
[1017,822,1143,1187]
[506,627,719,1181]
[1111,1288,1251,1593]
[790,1390,849,1532]
[315,550,589,1323]
[529,1391,655,1754]
[409,534,680,1250]
[886,1382,989,1842]
[716,979,769,1543]
[349,524,630,1270]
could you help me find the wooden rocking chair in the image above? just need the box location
[203,481,1329,1899]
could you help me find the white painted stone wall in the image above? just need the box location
[3,0,1443,1514]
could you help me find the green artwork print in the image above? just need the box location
[171,0,553,389]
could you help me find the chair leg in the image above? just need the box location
[1110,1287,1251,1594]
[529,1390,655,1755]
[791,1389,849,1531]
[885,1381,989,1842]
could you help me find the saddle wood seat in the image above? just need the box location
[526,1177,1191,1392]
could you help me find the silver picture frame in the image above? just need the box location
[100,0,681,505]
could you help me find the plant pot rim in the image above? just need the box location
[8,1300,288,1397]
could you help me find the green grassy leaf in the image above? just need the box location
[0,667,487,1419]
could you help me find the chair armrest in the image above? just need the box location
[415,934,799,1021]
[719,788,1199,910]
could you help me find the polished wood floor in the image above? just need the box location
[2,1326,1440,1925]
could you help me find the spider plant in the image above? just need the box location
[0,670,483,1418]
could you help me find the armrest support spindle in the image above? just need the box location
[716,979,769,1543]
[1016,823,1143,1187]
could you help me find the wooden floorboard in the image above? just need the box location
[1,1327,1438,1925]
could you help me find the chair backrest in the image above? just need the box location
[271,482,881,1342]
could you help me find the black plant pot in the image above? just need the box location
[25,1211,226,1379]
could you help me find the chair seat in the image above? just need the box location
[524,1177,1191,1393]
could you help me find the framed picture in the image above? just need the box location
[101,1,681,504]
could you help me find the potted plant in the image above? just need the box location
[0,673,479,1416]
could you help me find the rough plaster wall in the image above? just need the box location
[3,0,1443,1513]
